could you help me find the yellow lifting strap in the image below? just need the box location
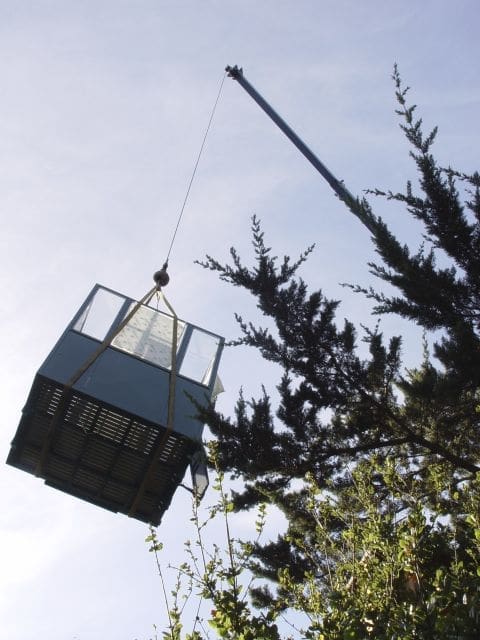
[128,290,179,518]
[34,285,172,480]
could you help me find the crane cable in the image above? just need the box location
[164,70,227,267]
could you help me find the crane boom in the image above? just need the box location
[225,64,357,207]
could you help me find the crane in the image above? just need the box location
[225,64,369,228]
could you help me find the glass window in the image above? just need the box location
[112,305,185,369]
[74,288,126,341]
[180,329,220,385]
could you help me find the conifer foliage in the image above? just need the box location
[161,69,480,638]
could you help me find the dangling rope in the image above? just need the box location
[164,70,227,267]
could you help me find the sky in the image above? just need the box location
[1,1,479,638]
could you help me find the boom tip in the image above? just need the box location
[225,64,243,78]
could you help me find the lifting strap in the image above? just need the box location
[36,284,183,522]
[128,290,179,518]
[35,286,158,476]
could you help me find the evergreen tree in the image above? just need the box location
[191,67,480,636]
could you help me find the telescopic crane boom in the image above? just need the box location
[225,64,358,209]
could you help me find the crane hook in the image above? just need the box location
[153,262,170,289]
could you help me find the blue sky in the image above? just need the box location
[1,2,479,638]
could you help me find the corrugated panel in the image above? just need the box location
[7,375,196,525]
